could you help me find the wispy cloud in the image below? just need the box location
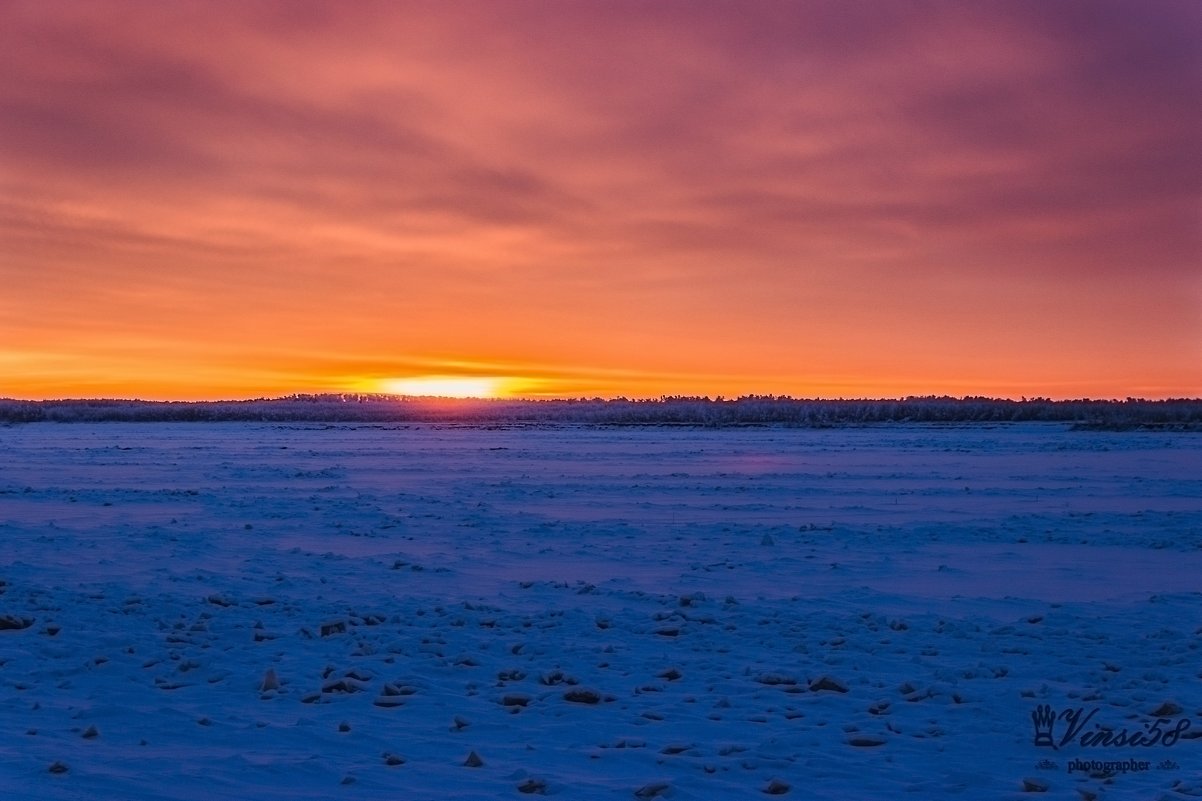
[1,1,1198,398]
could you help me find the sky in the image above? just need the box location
[1,1,1199,400]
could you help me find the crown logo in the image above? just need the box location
[1032,704,1058,749]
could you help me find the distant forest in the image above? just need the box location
[1,395,1200,429]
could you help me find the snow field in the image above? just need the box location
[1,423,1200,799]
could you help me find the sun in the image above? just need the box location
[380,376,506,398]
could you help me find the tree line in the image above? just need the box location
[1,394,1199,428]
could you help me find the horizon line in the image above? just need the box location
[6,394,1201,404]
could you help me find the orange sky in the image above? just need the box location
[2,1,1200,400]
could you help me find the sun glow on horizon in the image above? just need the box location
[379,376,509,399]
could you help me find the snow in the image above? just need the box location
[1,422,1199,799]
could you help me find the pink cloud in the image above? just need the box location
[0,1,1197,398]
